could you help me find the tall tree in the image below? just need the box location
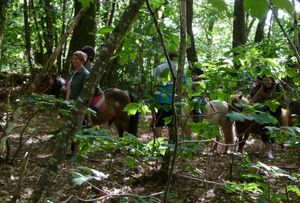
[63,0,97,75]
[41,0,56,61]
[24,0,35,74]
[163,0,187,201]
[254,11,268,43]
[232,0,246,69]
[232,0,246,48]
[0,0,10,59]
[186,0,200,72]
[30,1,146,201]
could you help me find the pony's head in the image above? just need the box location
[230,94,250,111]
[33,73,66,98]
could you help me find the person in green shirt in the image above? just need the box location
[62,50,90,156]
[62,50,90,100]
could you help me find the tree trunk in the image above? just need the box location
[163,0,186,201]
[30,1,145,201]
[186,0,200,72]
[254,12,268,43]
[232,0,245,48]
[0,0,10,59]
[56,0,67,72]
[63,0,97,76]
[42,0,56,61]
[232,0,246,69]
[41,7,87,75]
[24,0,35,74]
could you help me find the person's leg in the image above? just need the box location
[154,108,164,137]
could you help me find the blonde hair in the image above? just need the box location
[73,51,87,63]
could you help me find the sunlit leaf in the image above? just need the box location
[208,0,229,13]
[124,103,138,115]
[244,0,268,20]
[287,185,300,196]
[273,0,293,15]
[98,26,113,35]
[79,0,91,8]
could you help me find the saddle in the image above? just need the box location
[91,92,106,112]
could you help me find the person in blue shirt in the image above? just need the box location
[153,52,178,137]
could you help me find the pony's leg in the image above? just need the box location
[237,132,249,152]
[220,119,234,153]
[211,136,219,152]
[235,121,252,152]
[113,120,125,137]
[179,116,192,138]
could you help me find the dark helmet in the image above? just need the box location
[81,46,95,62]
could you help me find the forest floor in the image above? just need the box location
[0,109,299,203]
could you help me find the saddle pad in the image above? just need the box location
[91,93,106,112]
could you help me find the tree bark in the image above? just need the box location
[186,0,200,72]
[232,0,246,48]
[0,0,10,59]
[232,0,246,69]
[43,7,87,75]
[56,0,68,72]
[24,0,35,74]
[42,0,56,61]
[254,12,268,43]
[163,1,186,201]
[30,1,145,201]
[63,0,97,76]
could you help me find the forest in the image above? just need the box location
[0,0,300,202]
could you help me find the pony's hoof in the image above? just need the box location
[265,151,273,159]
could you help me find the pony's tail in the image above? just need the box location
[128,93,139,136]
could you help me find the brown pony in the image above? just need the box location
[230,94,290,158]
[38,75,139,137]
[90,88,139,136]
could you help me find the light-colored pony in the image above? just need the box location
[180,100,234,152]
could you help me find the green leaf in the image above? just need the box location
[208,0,229,13]
[79,0,91,8]
[244,0,268,20]
[126,156,136,168]
[226,112,251,122]
[252,112,277,125]
[98,26,113,35]
[273,0,293,15]
[124,103,138,115]
[139,104,150,116]
[287,185,300,196]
